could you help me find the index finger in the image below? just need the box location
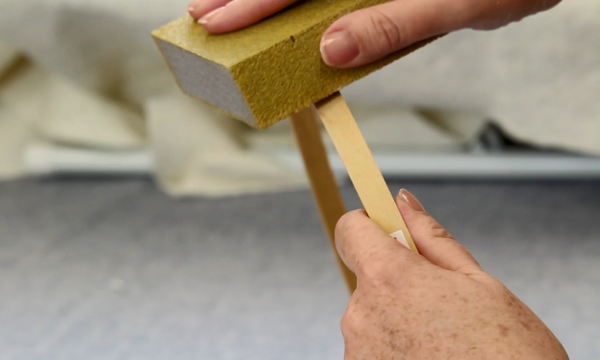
[335,210,418,278]
[192,0,299,34]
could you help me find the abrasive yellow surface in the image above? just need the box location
[152,0,438,129]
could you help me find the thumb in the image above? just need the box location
[320,0,467,68]
[334,209,421,277]
[397,189,484,276]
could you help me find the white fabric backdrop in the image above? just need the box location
[0,0,598,195]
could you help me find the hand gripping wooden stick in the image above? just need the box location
[315,92,419,253]
[290,108,357,292]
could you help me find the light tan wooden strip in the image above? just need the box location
[315,92,418,253]
[290,107,357,293]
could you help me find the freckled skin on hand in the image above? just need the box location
[335,192,569,360]
[343,262,569,360]
[498,325,510,337]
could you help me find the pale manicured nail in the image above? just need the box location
[198,6,224,25]
[320,30,360,66]
[399,189,425,212]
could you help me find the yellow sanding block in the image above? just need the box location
[152,0,437,129]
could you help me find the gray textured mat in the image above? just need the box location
[0,178,598,359]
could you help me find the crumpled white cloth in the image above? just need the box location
[0,52,146,179]
[146,94,308,197]
[0,56,307,196]
[0,0,598,195]
[0,0,309,195]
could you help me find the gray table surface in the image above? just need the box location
[0,178,598,360]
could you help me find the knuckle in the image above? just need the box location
[334,215,347,247]
[340,306,362,338]
[366,9,406,51]
[334,210,370,265]
[428,222,475,261]
[334,212,352,249]
[335,211,359,237]
[453,243,469,255]
[335,211,367,244]
[427,222,480,267]
[340,311,354,337]
[428,220,455,242]
[359,253,397,287]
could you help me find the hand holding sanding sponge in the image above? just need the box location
[152,0,439,129]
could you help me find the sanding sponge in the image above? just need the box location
[152,0,437,129]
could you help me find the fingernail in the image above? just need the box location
[320,30,360,66]
[399,189,425,212]
[198,6,224,25]
[188,0,202,13]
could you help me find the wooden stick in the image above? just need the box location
[290,107,357,293]
[315,92,419,253]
